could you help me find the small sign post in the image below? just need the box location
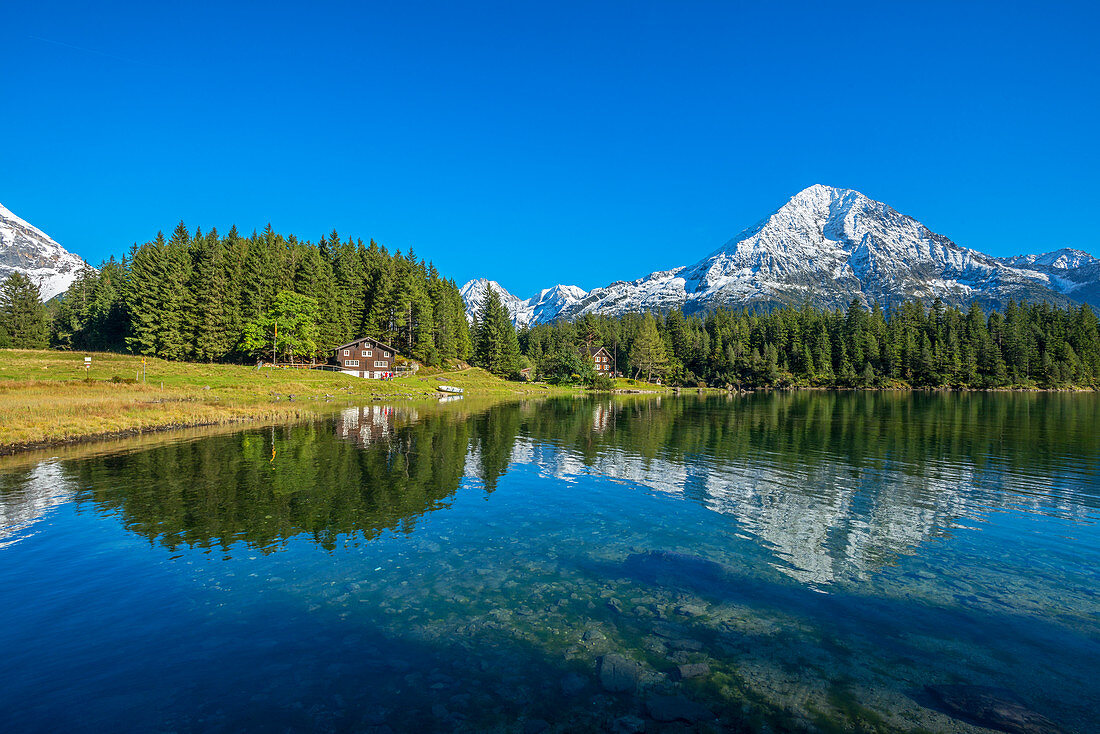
[142,357,146,383]
[83,356,91,378]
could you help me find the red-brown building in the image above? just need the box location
[333,337,398,379]
[582,345,615,376]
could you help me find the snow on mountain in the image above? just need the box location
[458,278,527,323]
[999,248,1100,306]
[0,202,90,301]
[459,277,587,328]
[462,185,1097,325]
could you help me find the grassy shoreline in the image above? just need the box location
[0,349,588,455]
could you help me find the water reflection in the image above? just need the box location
[0,461,74,549]
[6,392,1096,580]
[0,392,1097,733]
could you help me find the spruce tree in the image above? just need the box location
[0,273,48,348]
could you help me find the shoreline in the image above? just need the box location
[4,383,1095,460]
[2,348,1095,459]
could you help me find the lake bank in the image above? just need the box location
[0,349,589,455]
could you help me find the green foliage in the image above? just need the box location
[56,222,470,365]
[0,273,49,348]
[590,374,615,391]
[472,285,521,377]
[520,300,1100,389]
[629,313,669,382]
[241,290,321,362]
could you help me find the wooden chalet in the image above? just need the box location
[333,337,399,379]
[582,345,616,377]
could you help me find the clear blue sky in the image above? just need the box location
[2,1,1097,296]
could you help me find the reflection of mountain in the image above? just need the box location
[6,393,1096,581]
[504,396,1099,586]
[0,462,74,548]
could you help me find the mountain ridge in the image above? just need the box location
[0,202,90,301]
[462,185,1098,326]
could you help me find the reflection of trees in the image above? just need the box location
[521,392,1100,488]
[48,391,1099,568]
[466,402,523,491]
[65,410,472,553]
[514,392,1100,584]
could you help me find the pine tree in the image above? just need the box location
[473,285,520,377]
[629,313,669,382]
[0,273,48,348]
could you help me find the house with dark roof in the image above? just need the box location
[333,337,399,379]
[581,345,615,377]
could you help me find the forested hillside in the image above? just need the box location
[519,298,1100,389]
[2,229,1098,392]
[47,222,472,365]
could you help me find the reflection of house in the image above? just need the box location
[333,337,398,379]
[335,405,395,447]
[582,346,615,376]
[592,402,612,432]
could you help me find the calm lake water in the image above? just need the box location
[1,393,1097,733]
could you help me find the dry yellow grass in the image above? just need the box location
[0,349,581,453]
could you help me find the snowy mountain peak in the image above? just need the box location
[1005,248,1097,271]
[0,202,90,301]
[462,185,1099,324]
[459,278,589,328]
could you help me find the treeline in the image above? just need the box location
[45,222,472,364]
[517,298,1100,389]
[4,247,1100,390]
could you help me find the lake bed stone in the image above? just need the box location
[677,662,711,679]
[599,653,643,693]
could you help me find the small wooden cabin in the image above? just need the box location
[582,345,615,377]
[333,337,398,379]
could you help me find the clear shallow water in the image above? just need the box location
[0,393,1098,733]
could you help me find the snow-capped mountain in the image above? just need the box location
[459,278,587,328]
[0,202,89,300]
[462,185,1096,325]
[1000,248,1100,308]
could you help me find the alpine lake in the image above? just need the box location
[1,392,1097,734]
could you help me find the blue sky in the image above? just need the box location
[2,1,1097,296]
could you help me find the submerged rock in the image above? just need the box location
[676,662,710,680]
[925,685,1064,734]
[598,653,643,693]
[645,694,715,723]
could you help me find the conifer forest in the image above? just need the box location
[1,221,1098,390]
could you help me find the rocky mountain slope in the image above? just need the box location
[462,185,1097,325]
[1001,248,1100,310]
[459,279,587,329]
[0,202,89,300]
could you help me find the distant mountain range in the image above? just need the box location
[3,188,1098,316]
[461,185,1100,326]
[0,203,88,301]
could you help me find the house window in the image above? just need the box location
[346,360,359,367]
[375,360,387,368]
[342,350,350,356]
[365,350,372,357]
[384,351,391,357]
